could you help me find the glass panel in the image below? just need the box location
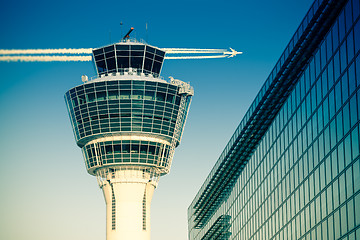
[152,61,162,74]
[130,57,143,69]
[146,46,155,53]
[106,57,116,72]
[117,57,129,68]
[96,60,107,73]
[131,50,144,57]
[116,45,129,50]
[104,45,115,52]
[144,58,153,72]
[93,48,103,55]
[131,45,145,51]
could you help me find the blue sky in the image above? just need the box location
[0,0,313,239]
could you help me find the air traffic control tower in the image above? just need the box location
[0,27,240,240]
[64,39,193,240]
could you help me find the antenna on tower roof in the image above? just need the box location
[120,22,123,40]
[122,27,134,40]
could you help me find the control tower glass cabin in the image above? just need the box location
[64,40,193,240]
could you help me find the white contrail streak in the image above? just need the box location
[0,48,240,61]
[0,55,93,62]
[164,55,228,60]
[0,48,226,55]
[162,48,227,54]
[162,48,226,51]
[0,48,93,55]
[164,50,228,54]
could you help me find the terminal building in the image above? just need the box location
[188,0,360,239]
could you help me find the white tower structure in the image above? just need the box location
[65,39,193,240]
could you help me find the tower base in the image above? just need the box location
[98,168,157,240]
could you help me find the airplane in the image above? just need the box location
[224,48,243,58]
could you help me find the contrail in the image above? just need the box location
[1,54,229,61]
[0,48,240,61]
[163,48,241,58]
[0,55,93,62]
[165,50,227,54]
[162,48,226,51]
[164,55,228,60]
[0,48,93,55]
[163,48,227,54]
[0,48,226,55]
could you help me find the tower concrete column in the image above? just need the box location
[99,169,157,240]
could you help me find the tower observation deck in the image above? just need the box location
[64,39,194,240]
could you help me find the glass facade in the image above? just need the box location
[65,78,192,175]
[92,43,165,77]
[188,0,360,239]
[64,80,188,145]
[65,42,193,176]
[82,139,172,170]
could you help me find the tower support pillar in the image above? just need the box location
[99,169,157,240]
